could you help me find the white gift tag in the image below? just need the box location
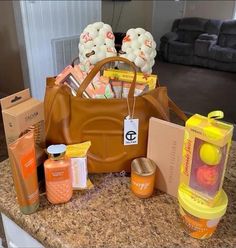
[124,118,139,145]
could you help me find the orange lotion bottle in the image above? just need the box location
[44,144,72,204]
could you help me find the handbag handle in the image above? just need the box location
[156,81,187,121]
[76,56,137,98]
[168,98,187,121]
[142,94,170,121]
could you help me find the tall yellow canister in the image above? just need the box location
[178,188,228,239]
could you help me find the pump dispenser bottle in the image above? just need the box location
[44,144,72,204]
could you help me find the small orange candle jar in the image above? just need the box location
[131,158,156,198]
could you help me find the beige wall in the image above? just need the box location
[152,1,186,47]
[102,0,153,33]
[184,0,236,20]
[0,1,24,95]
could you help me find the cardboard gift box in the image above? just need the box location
[1,89,46,167]
[147,117,184,197]
[179,112,233,205]
[103,68,158,90]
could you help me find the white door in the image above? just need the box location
[14,0,101,100]
[152,0,186,48]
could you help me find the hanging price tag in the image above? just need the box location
[124,117,139,145]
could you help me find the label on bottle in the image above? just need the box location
[20,149,36,179]
[180,207,219,239]
[18,148,39,207]
[46,167,70,182]
[71,157,87,189]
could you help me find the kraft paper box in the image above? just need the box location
[179,112,233,205]
[147,117,184,197]
[1,89,46,167]
[103,68,157,90]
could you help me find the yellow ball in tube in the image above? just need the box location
[199,143,222,166]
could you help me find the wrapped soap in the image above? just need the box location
[66,141,93,190]
[92,76,114,99]
[110,81,123,98]
[55,64,114,99]
[55,65,94,98]
[122,82,148,98]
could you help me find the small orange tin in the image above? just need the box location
[131,158,156,198]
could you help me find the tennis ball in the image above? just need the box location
[196,165,219,187]
[199,143,221,166]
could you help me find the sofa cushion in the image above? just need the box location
[169,41,194,56]
[178,17,207,31]
[161,32,178,43]
[198,34,217,41]
[218,34,236,49]
[209,45,236,63]
[177,30,202,43]
[205,19,222,35]
[172,19,181,32]
[195,39,216,58]
[220,20,236,35]
[217,20,236,48]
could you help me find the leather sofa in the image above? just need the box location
[160,18,236,72]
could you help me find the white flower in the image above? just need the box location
[134,56,146,68]
[136,27,146,35]
[83,40,94,49]
[79,22,117,70]
[93,37,104,46]
[104,38,115,47]
[131,40,140,50]
[120,28,157,74]
[127,53,136,62]
[93,22,104,30]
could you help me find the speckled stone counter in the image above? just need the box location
[0,143,235,248]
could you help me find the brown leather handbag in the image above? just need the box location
[44,56,186,173]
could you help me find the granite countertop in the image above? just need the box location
[0,143,235,248]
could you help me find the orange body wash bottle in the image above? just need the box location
[44,144,72,204]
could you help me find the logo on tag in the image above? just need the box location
[124,119,139,145]
[126,131,137,141]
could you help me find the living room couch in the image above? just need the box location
[160,17,236,72]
